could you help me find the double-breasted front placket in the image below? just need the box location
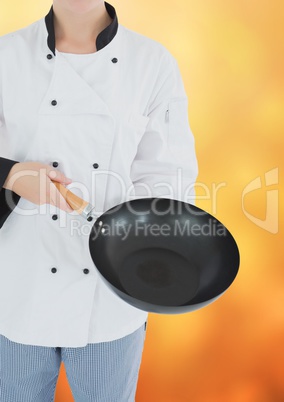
[0,11,198,346]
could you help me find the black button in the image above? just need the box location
[93,163,99,169]
[52,161,59,168]
[51,267,57,273]
[87,216,93,222]
[111,58,118,63]
[47,54,53,60]
[83,268,90,274]
[52,214,58,221]
[51,100,57,106]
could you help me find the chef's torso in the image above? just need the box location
[0,19,168,346]
[0,9,198,346]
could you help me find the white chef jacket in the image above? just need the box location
[0,3,198,347]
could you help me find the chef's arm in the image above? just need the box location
[0,81,20,226]
[1,161,73,214]
[130,54,198,204]
[0,157,21,228]
[0,159,74,228]
[0,157,19,186]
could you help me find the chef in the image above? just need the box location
[0,0,198,401]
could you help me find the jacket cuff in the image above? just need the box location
[0,157,21,228]
[0,157,19,189]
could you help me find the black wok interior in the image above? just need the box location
[89,198,240,314]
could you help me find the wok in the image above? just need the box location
[54,182,240,314]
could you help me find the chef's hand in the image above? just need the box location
[3,161,73,213]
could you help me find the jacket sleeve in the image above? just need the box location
[0,96,21,228]
[130,53,198,204]
[0,160,21,229]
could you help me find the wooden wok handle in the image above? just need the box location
[51,181,95,220]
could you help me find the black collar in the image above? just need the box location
[44,2,118,56]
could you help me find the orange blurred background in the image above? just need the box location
[1,0,283,401]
